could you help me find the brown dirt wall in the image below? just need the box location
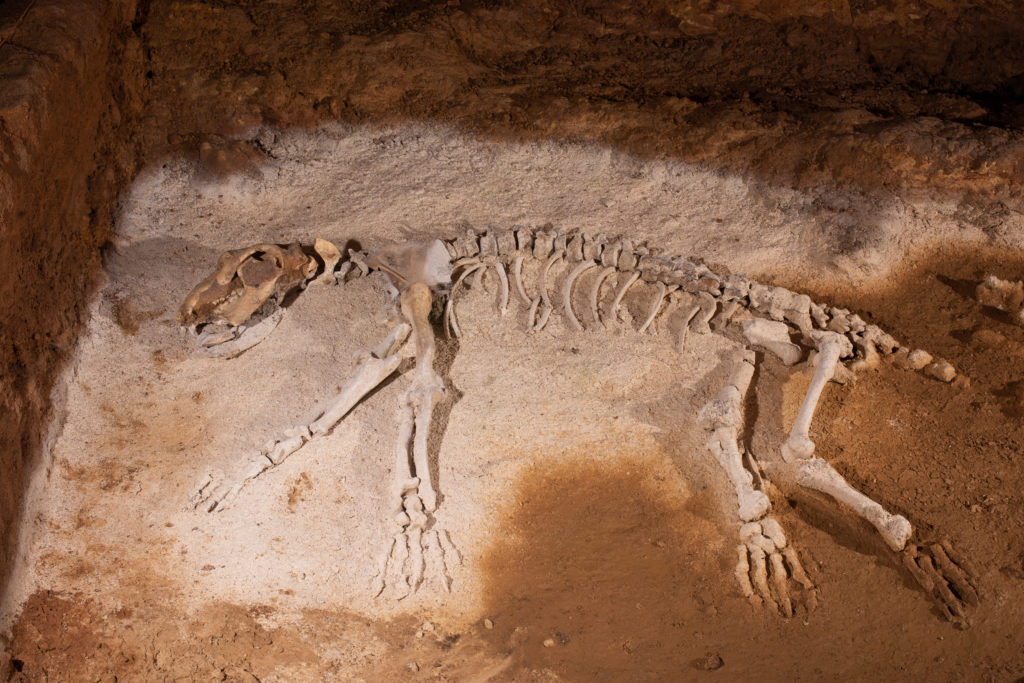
[0,0,143,620]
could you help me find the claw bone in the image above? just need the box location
[781,331,853,462]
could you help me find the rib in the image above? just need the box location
[562,260,599,331]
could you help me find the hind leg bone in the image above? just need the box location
[699,351,816,616]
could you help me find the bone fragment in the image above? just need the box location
[582,232,605,261]
[797,457,912,551]
[609,271,640,324]
[638,282,672,334]
[533,230,554,259]
[562,260,599,331]
[893,348,935,371]
[590,266,617,325]
[768,553,794,617]
[849,334,881,372]
[565,233,584,261]
[742,318,801,366]
[976,274,1024,325]
[313,238,341,284]
[781,331,852,462]
[601,241,622,268]
[810,302,829,328]
[496,229,517,256]
[526,296,541,330]
[749,546,776,611]
[931,544,980,607]
[723,273,751,302]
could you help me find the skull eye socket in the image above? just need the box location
[238,251,282,287]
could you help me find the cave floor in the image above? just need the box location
[3,124,1024,680]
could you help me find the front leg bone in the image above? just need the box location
[374,282,459,598]
[191,323,410,512]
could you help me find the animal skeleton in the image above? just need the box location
[180,226,979,622]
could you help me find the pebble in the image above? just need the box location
[907,349,934,370]
[698,653,724,671]
[407,662,419,672]
[543,638,556,648]
[925,361,956,382]
[483,618,494,630]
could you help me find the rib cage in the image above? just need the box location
[347,225,950,382]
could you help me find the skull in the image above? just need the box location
[178,243,316,330]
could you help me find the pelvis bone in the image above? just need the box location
[178,243,316,330]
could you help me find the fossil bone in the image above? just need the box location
[531,252,563,332]
[563,260,599,331]
[190,323,411,513]
[493,263,510,315]
[797,457,912,551]
[179,242,316,332]
[512,255,531,304]
[445,264,485,338]
[638,282,673,334]
[181,226,976,621]
[609,271,640,324]
[313,238,341,284]
[698,352,770,523]
[742,318,802,366]
[781,331,852,462]
[590,266,617,325]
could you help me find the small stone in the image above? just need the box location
[407,662,419,672]
[543,638,556,648]
[698,653,724,670]
[421,621,434,632]
[483,618,494,630]
[924,361,956,382]
[907,349,933,370]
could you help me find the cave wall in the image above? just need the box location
[0,0,142,595]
